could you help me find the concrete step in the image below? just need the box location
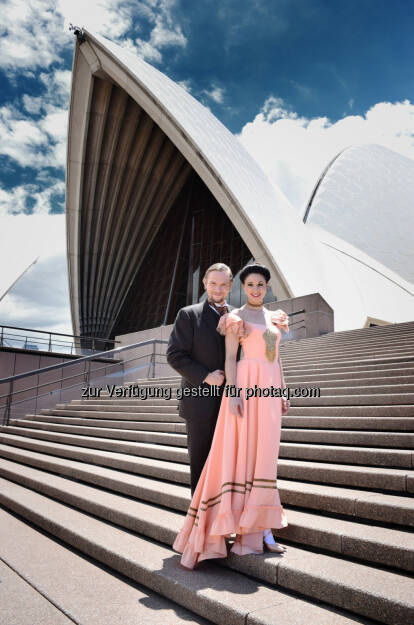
[0,558,74,625]
[137,372,414,394]
[299,393,414,406]
[281,429,414,448]
[287,375,414,387]
[282,361,414,375]
[63,399,414,414]
[138,363,414,379]
[291,393,414,406]
[0,453,413,573]
[286,366,414,380]
[281,351,414,367]
[301,384,414,395]
[281,321,414,341]
[68,401,180,411]
[43,407,183,421]
[1,431,413,493]
[26,414,188,432]
[0,508,211,625]
[281,337,414,353]
[101,384,414,397]
[7,420,188,447]
[38,405,414,425]
[283,416,414,431]
[281,338,414,351]
[1,440,412,526]
[279,441,413,467]
[286,405,414,416]
[136,362,414,381]
[0,479,387,625]
[0,475,412,625]
[11,416,414,448]
[132,376,414,392]
[0,426,188,463]
[29,412,414,431]
[3,422,413,468]
[137,376,181,383]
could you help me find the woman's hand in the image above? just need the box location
[281,398,290,415]
[229,396,243,418]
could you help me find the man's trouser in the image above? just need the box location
[184,396,222,496]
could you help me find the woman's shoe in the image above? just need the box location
[263,529,286,553]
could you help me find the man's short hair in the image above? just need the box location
[203,263,233,281]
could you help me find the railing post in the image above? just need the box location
[0,325,3,347]
[48,333,52,351]
[150,341,156,378]
[4,380,13,426]
[84,359,91,399]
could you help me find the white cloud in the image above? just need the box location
[0,180,65,217]
[0,0,71,72]
[0,0,187,73]
[0,213,71,334]
[0,106,47,168]
[22,95,43,115]
[177,79,192,93]
[238,96,414,212]
[132,0,187,62]
[39,69,72,104]
[0,64,72,171]
[150,7,186,48]
[0,100,69,170]
[131,37,163,63]
[0,1,187,182]
[203,84,225,104]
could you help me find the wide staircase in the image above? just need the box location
[1,321,414,625]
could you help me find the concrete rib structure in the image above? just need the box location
[66,29,414,338]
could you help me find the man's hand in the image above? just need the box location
[229,396,243,418]
[204,369,225,386]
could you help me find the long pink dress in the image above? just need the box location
[172,309,289,569]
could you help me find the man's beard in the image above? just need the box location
[209,295,226,305]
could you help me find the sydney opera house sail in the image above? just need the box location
[303,144,414,284]
[67,29,414,339]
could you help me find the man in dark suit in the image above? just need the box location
[166,263,233,495]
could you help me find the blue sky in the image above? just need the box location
[0,0,413,335]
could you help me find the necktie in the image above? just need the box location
[210,302,228,316]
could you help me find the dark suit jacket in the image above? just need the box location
[166,299,233,421]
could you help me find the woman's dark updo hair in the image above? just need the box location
[239,263,271,284]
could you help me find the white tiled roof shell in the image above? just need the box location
[86,30,325,298]
[305,144,414,284]
[78,30,414,329]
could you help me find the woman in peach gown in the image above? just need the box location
[172,263,290,569]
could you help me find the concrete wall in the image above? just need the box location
[115,324,175,380]
[266,292,334,342]
[0,347,120,421]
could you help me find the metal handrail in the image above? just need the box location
[0,323,121,343]
[2,352,168,414]
[0,339,166,384]
[0,350,159,402]
[0,323,120,356]
[0,339,168,425]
